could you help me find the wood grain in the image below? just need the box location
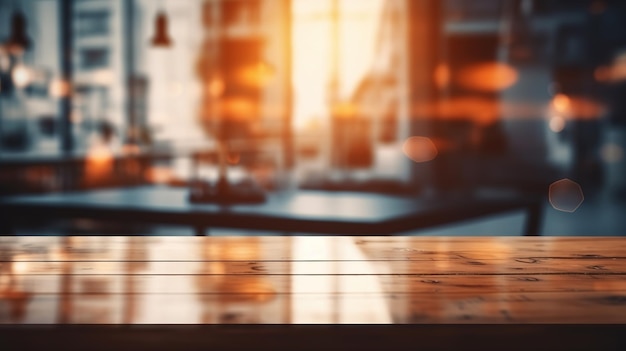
[1,236,626,324]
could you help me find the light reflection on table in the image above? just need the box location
[2,236,626,324]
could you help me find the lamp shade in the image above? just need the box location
[6,11,32,54]
[151,12,172,47]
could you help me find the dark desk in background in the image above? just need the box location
[0,186,543,235]
[0,149,176,194]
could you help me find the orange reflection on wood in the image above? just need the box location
[196,237,278,323]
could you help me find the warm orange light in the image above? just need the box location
[208,77,224,98]
[87,145,113,165]
[220,97,256,120]
[292,0,384,130]
[145,166,175,184]
[227,152,241,165]
[595,52,626,84]
[594,66,611,82]
[12,259,29,275]
[549,94,604,120]
[402,136,438,163]
[85,144,114,180]
[433,63,450,90]
[304,117,322,131]
[552,94,570,114]
[237,62,274,88]
[609,52,626,82]
[456,62,518,92]
[407,98,549,125]
[48,78,71,98]
[410,97,500,125]
[332,102,358,119]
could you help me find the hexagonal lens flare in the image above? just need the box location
[549,178,584,212]
[402,137,438,163]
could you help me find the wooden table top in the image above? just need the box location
[0,186,541,235]
[1,236,625,324]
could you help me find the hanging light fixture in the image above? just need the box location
[6,11,32,55]
[151,11,172,47]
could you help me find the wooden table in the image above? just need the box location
[0,236,625,350]
[0,186,543,235]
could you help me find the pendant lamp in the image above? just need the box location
[151,11,172,47]
[6,11,31,55]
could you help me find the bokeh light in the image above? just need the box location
[11,64,32,88]
[238,62,274,88]
[220,97,256,120]
[85,144,114,181]
[332,102,358,119]
[145,166,175,184]
[12,260,29,275]
[609,51,626,82]
[227,152,241,165]
[549,178,584,213]
[549,93,604,120]
[455,62,518,92]
[600,143,624,163]
[402,136,438,163]
[552,94,570,115]
[208,77,225,98]
[549,115,566,133]
[433,63,450,90]
[48,78,71,98]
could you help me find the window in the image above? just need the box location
[76,10,111,36]
[80,48,109,69]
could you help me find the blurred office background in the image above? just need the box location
[1,0,626,235]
